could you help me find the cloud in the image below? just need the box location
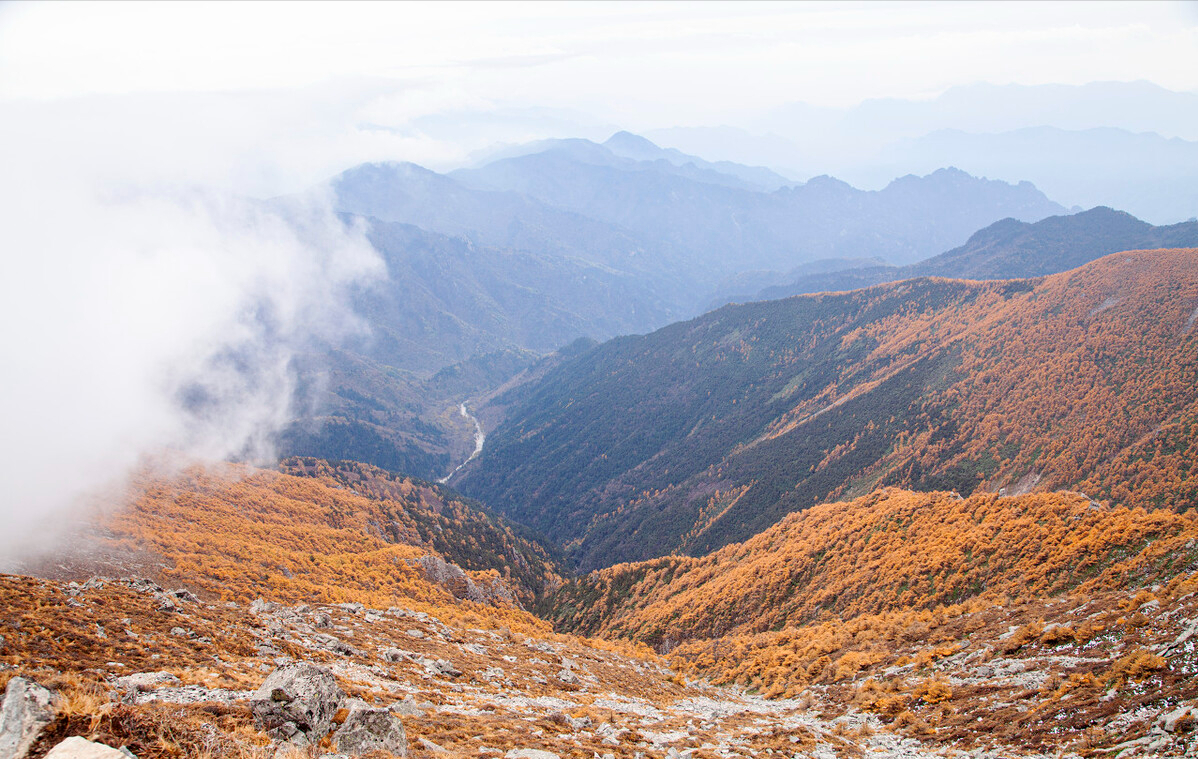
[0,109,383,563]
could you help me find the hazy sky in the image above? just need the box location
[3,1,1196,109]
[2,0,1195,192]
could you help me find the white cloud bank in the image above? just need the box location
[0,116,383,562]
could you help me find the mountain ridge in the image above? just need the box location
[458,249,1198,570]
[742,207,1198,304]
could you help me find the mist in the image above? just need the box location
[0,104,384,563]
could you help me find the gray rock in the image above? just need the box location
[43,736,131,758]
[250,663,344,746]
[390,698,425,717]
[1162,618,1198,655]
[418,736,449,753]
[126,579,163,595]
[506,751,561,759]
[311,633,359,657]
[419,658,461,677]
[152,594,179,613]
[0,676,56,759]
[557,668,579,685]
[333,706,408,757]
[313,612,333,629]
[1159,703,1196,732]
[115,671,182,692]
[170,588,199,604]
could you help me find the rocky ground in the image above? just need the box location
[1,573,1196,758]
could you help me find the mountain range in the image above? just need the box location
[719,206,1198,305]
[649,81,1198,224]
[457,249,1198,570]
[271,134,1079,480]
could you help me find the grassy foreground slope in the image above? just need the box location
[547,487,1198,752]
[460,249,1198,569]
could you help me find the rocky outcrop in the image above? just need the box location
[250,663,344,746]
[42,736,131,758]
[1159,702,1197,733]
[0,676,55,759]
[333,705,408,757]
[411,555,515,606]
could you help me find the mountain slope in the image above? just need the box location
[87,460,566,612]
[547,488,1198,643]
[331,161,679,279]
[347,218,682,372]
[458,249,1198,570]
[747,207,1198,303]
[542,487,1198,753]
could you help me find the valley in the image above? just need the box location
[458,249,1198,570]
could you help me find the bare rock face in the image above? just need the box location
[42,736,131,758]
[250,663,345,746]
[333,706,408,757]
[0,676,56,759]
[412,554,514,605]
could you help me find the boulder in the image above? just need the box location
[333,706,408,757]
[419,658,461,677]
[0,676,56,759]
[43,736,130,758]
[557,668,578,685]
[250,663,344,746]
[170,588,199,603]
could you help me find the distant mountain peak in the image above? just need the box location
[603,130,664,157]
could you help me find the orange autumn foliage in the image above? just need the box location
[550,487,1198,645]
[103,462,560,635]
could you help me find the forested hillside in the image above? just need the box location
[547,488,1198,644]
[541,487,1198,752]
[98,460,565,616]
[459,249,1198,569]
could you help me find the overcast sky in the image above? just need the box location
[2,0,1195,191]
[3,1,1196,108]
